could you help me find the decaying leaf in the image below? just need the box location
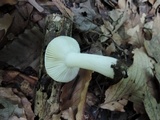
[144,14,160,61]
[144,13,160,84]
[144,86,160,120]
[52,0,74,18]
[60,69,92,119]
[100,98,128,112]
[127,24,144,47]
[0,27,44,70]
[100,48,154,113]
[124,9,145,47]
[71,0,98,31]
[100,7,128,43]
[16,2,34,20]
[105,43,116,55]
[0,0,17,6]
[2,70,38,97]
[76,70,92,120]
[0,87,34,120]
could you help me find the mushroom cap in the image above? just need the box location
[44,36,80,82]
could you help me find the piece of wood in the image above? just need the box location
[34,14,73,120]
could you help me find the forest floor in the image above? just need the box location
[0,0,160,120]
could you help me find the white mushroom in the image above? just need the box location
[45,36,117,82]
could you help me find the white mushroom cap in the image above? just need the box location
[44,36,80,82]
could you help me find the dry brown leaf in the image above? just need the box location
[0,0,17,6]
[76,70,92,120]
[60,69,92,119]
[86,92,98,106]
[3,70,37,85]
[7,10,28,39]
[0,27,44,70]
[2,70,37,97]
[0,87,34,120]
[52,0,74,18]
[100,48,154,113]
[112,8,128,34]
[20,95,35,120]
[100,98,128,112]
[71,0,98,31]
[101,7,128,43]
[127,24,144,47]
[125,11,145,47]
[105,43,116,56]
[17,2,33,19]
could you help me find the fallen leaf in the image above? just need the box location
[127,24,144,47]
[86,92,98,106]
[0,0,17,6]
[105,43,116,55]
[76,70,92,120]
[95,0,106,17]
[100,98,128,112]
[124,10,145,47]
[0,27,44,70]
[144,13,160,84]
[2,70,38,97]
[16,2,33,19]
[100,48,154,113]
[70,0,98,31]
[0,87,34,120]
[60,69,92,119]
[52,0,74,18]
[112,8,128,34]
[144,14,160,63]
[144,86,160,120]
[20,95,35,120]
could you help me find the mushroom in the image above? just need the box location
[45,36,117,82]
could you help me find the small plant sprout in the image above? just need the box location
[44,36,118,82]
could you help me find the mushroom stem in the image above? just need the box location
[65,53,117,79]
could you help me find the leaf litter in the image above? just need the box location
[0,0,160,120]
